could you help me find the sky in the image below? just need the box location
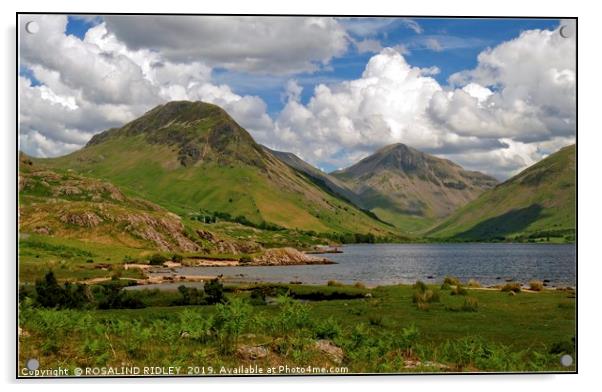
[18,15,576,179]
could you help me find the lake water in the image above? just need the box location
[169,243,576,287]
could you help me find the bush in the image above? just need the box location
[148,253,168,265]
[529,280,544,291]
[412,280,427,292]
[461,297,479,312]
[467,279,481,288]
[249,288,267,305]
[173,285,205,306]
[314,317,342,339]
[272,295,311,334]
[179,309,214,343]
[443,276,461,286]
[393,324,419,356]
[34,271,89,309]
[353,282,366,289]
[440,282,452,290]
[204,278,225,304]
[214,297,252,354]
[171,254,183,263]
[327,280,343,287]
[501,283,522,293]
[412,289,440,304]
[239,255,253,264]
[95,284,145,309]
[451,285,468,296]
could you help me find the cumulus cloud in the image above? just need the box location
[18,15,274,157]
[103,16,349,75]
[265,22,575,178]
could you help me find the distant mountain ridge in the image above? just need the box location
[330,143,498,232]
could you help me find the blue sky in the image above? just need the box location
[62,16,560,116]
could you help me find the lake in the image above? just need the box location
[166,243,576,287]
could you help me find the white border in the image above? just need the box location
[3,0,598,390]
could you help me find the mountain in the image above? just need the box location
[331,143,498,232]
[263,147,364,208]
[41,101,397,238]
[427,144,576,242]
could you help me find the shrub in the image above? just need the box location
[451,285,468,296]
[327,280,343,287]
[467,279,482,288]
[148,253,168,265]
[171,254,183,263]
[95,284,145,309]
[86,259,94,263]
[179,309,214,343]
[273,295,311,334]
[214,297,252,353]
[314,317,342,339]
[529,280,544,291]
[501,283,522,293]
[440,282,451,290]
[353,282,366,289]
[412,289,440,304]
[204,278,225,304]
[393,324,420,356]
[173,285,205,305]
[249,287,267,305]
[443,276,461,286]
[412,280,427,292]
[239,255,253,264]
[34,271,89,309]
[461,297,479,312]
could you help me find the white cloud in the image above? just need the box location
[104,16,350,75]
[424,38,443,52]
[267,22,575,179]
[18,15,275,158]
[355,38,383,54]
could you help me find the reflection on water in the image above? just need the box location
[170,243,576,287]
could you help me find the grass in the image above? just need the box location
[18,282,575,374]
[427,145,575,242]
[40,132,398,237]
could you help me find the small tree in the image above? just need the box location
[204,278,225,304]
[148,253,168,265]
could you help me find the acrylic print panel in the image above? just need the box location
[17,14,576,377]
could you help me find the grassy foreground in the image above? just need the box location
[18,282,576,376]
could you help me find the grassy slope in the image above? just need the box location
[41,112,396,238]
[427,145,576,241]
[332,144,497,233]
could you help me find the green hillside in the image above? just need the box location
[332,143,497,233]
[427,144,576,242]
[40,101,398,239]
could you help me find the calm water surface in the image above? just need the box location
[169,243,576,287]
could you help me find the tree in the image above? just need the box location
[204,278,225,304]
